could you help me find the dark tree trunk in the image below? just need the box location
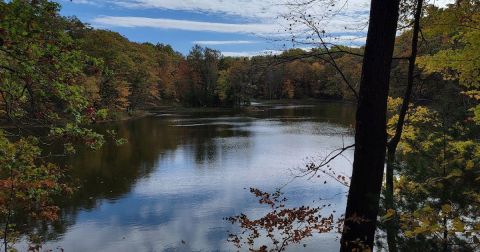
[385,1,424,251]
[340,0,401,250]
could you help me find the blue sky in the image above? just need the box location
[56,0,453,56]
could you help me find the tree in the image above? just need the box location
[0,1,111,250]
[417,0,480,125]
[385,1,424,251]
[340,0,402,250]
[385,98,480,251]
[282,79,295,99]
[154,44,183,100]
[383,2,480,250]
[225,60,254,106]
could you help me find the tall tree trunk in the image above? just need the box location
[340,0,401,250]
[385,0,424,251]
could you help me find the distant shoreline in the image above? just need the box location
[0,98,355,128]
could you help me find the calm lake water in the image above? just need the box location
[19,101,356,252]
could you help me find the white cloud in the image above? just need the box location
[109,0,288,20]
[107,0,455,18]
[192,40,257,45]
[329,35,367,45]
[88,0,374,35]
[61,0,100,6]
[221,50,282,57]
[92,16,280,34]
[433,0,457,7]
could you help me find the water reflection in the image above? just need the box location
[17,101,356,252]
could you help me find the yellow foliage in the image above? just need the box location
[441,204,452,214]
[382,209,396,221]
[453,218,465,232]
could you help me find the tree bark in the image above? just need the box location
[340,0,401,250]
[385,1,424,251]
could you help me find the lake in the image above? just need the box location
[18,101,356,252]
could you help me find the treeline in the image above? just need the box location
[68,25,365,112]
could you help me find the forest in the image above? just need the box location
[0,0,479,251]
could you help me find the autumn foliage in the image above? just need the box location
[226,188,336,252]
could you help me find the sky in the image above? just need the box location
[56,0,455,56]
